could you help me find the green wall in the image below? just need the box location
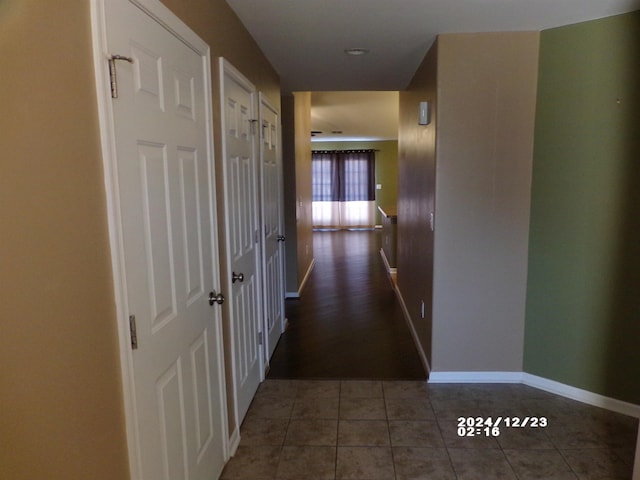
[311,140,399,225]
[524,12,640,404]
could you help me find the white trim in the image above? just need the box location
[219,56,266,430]
[297,258,315,296]
[228,427,241,458]
[428,371,524,383]
[394,285,431,375]
[127,0,207,52]
[425,370,640,418]
[91,2,229,478]
[258,92,285,367]
[90,3,142,476]
[379,248,397,276]
[522,373,640,418]
[285,258,316,298]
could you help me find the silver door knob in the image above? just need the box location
[209,291,224,305]
[232,272,244,283]
[277,235,286,242]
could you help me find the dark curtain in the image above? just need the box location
[312,150,376,202]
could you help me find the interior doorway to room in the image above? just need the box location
[308,91,400,232]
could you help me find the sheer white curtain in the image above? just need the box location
[312,201,375,228]
[312,150,376,228]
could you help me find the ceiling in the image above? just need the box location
[225,0,640,92]
[226,0,639,142]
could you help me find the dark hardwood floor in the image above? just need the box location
[267,229,426,380]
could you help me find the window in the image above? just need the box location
[312,150,376,228]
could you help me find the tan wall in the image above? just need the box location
[431,32,539,372]
[0,0,280,477]
[281,95,300,293]
[397,42,438,366]
[293,92,314,292]
[0,2,129,478]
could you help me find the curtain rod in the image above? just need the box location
[311,149,379,153]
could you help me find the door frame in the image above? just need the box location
[258,93,286,366]
[218,57,265,446]
[90,1,229,478]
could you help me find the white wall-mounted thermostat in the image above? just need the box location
[419,101,431,125]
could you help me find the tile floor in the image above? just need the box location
[221,380,638,480]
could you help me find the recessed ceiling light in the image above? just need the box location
[344,48,369,56]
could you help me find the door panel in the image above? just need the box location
[104,1,226,479]
[138,141,177,331]
[259,97,285,361]
[220,59,263,425]
[179,147,205,305]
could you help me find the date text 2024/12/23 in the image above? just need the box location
[457,416,548,437]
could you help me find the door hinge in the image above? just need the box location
[255,229,259,244]
[258,331,263,346]
[129,315,138,350]
[108,54,134,99]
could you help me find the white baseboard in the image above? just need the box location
[394,285,431,375]
[228,427,240,457]
[429,371,524,384]
[285,259,315,299]
[297,258,315,296]
[379,248,397,277]
[426,371,640,418]
[522,373,640,419]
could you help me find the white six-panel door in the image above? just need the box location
[96,1,227,478]
[219,59,263,426]
[259,95,286,362]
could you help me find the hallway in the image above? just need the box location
[267,229,425,380]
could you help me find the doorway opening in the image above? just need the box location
[271,91,425,379]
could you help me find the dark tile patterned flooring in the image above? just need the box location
[223,231,638,478]
[222,379,638,479]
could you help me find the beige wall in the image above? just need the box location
[0,0,280,478]
[397,32,539,374]
[0,2,129,478]
[282,95,300,293]
[431,32,539,372]
[397,42,438,366]
[292,92,314,292]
